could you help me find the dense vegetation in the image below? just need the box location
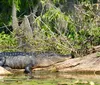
[0,0,99,56]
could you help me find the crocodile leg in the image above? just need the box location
[24,63,33,73]
[24,63,34,78]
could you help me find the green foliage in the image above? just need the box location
[0,0,99,56]
[65,1,100,55]
[29,7,71,54]
[0,32,18,51]
[21,1,99,55]
[52,0,65,4]
[89,27,100,45]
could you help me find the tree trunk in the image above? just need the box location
[12,0,18,30]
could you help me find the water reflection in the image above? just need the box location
[0,71,100,84]
[33,71,100,81]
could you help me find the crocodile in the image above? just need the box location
[0,52,36,75]
[0,52,73,75]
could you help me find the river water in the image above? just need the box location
[0,71,100,85]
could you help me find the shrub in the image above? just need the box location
[0,32,18,51]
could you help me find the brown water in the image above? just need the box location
[0,71,100,85]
